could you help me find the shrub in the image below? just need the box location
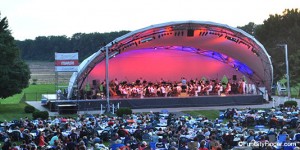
[24,105,35,113]
[32,111,49,120]
[32,79,38,85]
[284,100,297,107]
[116,107,132,117]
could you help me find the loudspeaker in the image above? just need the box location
[233,75,237,81]
[187,29,194,37]
[92,80,97,85]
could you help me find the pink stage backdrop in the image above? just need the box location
[87,49,245,83]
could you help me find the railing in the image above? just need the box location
[23,92,56,101]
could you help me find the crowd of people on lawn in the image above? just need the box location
[1,105,300,150]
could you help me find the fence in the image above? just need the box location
[23,92,55,101]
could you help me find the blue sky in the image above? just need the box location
[1,0,299,40]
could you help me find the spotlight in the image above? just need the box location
[187,29,194,37]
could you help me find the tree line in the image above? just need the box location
[16,31,130,61]
[238,9,300,90]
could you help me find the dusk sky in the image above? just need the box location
[1,0,299,40]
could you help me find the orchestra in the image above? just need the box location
[78,77,257,99]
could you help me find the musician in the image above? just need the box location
[195,83,201,96]
[206,82,213,95]
[238,79,246,94]
[181,77,187,92]
[214,83,221,93]
[161,85,167,97]
[242,79,246,94]
[131,85,138,97]
[217,83,223,96]
[225,82,231,94]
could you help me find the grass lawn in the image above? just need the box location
[0,84,56,104]
[0,102,32,121]
[182,110,220,120]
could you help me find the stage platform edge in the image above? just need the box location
[45,94,265,111]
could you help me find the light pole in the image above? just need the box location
[105,45,110,113]
[278,44,291,99]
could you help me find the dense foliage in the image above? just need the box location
[116,107,133,117]
[32,111,49,120]
[24,105,35,113]
[239,9,300,89]
[256,9,300,87]
[0,13,30,99]
[16,31,130,61]
[284,100,297,107]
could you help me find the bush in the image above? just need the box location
[32,111,49,120]
[32,79,38,85]
[116,107,132,117]
[24,105,35,113]
[284,100,297,107]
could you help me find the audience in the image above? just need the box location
[1,105,300,150]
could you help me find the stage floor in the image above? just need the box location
[46,94,265,111]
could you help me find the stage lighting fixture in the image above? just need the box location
[187,29,194,37]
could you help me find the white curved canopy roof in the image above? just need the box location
[67,20,273,98]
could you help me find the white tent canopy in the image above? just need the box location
[67,20,273,99]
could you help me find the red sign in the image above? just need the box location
[55,60,79,66]
[55,52,79,72]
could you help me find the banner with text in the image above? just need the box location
[55,52,79,72]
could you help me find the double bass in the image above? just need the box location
[238,80,244,94]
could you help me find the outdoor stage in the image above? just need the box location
[45,94,265,113]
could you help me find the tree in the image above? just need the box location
[0,13,30,99]
[254,9,300,88]
[237,22,258,36]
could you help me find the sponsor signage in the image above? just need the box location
[55,52,79,72]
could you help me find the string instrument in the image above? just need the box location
[225,84,231,94]
[201,84,207,94]
[238,82,243,94]
[214,84,220,93]
[109,87,118,96]
[189,86,195,96]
